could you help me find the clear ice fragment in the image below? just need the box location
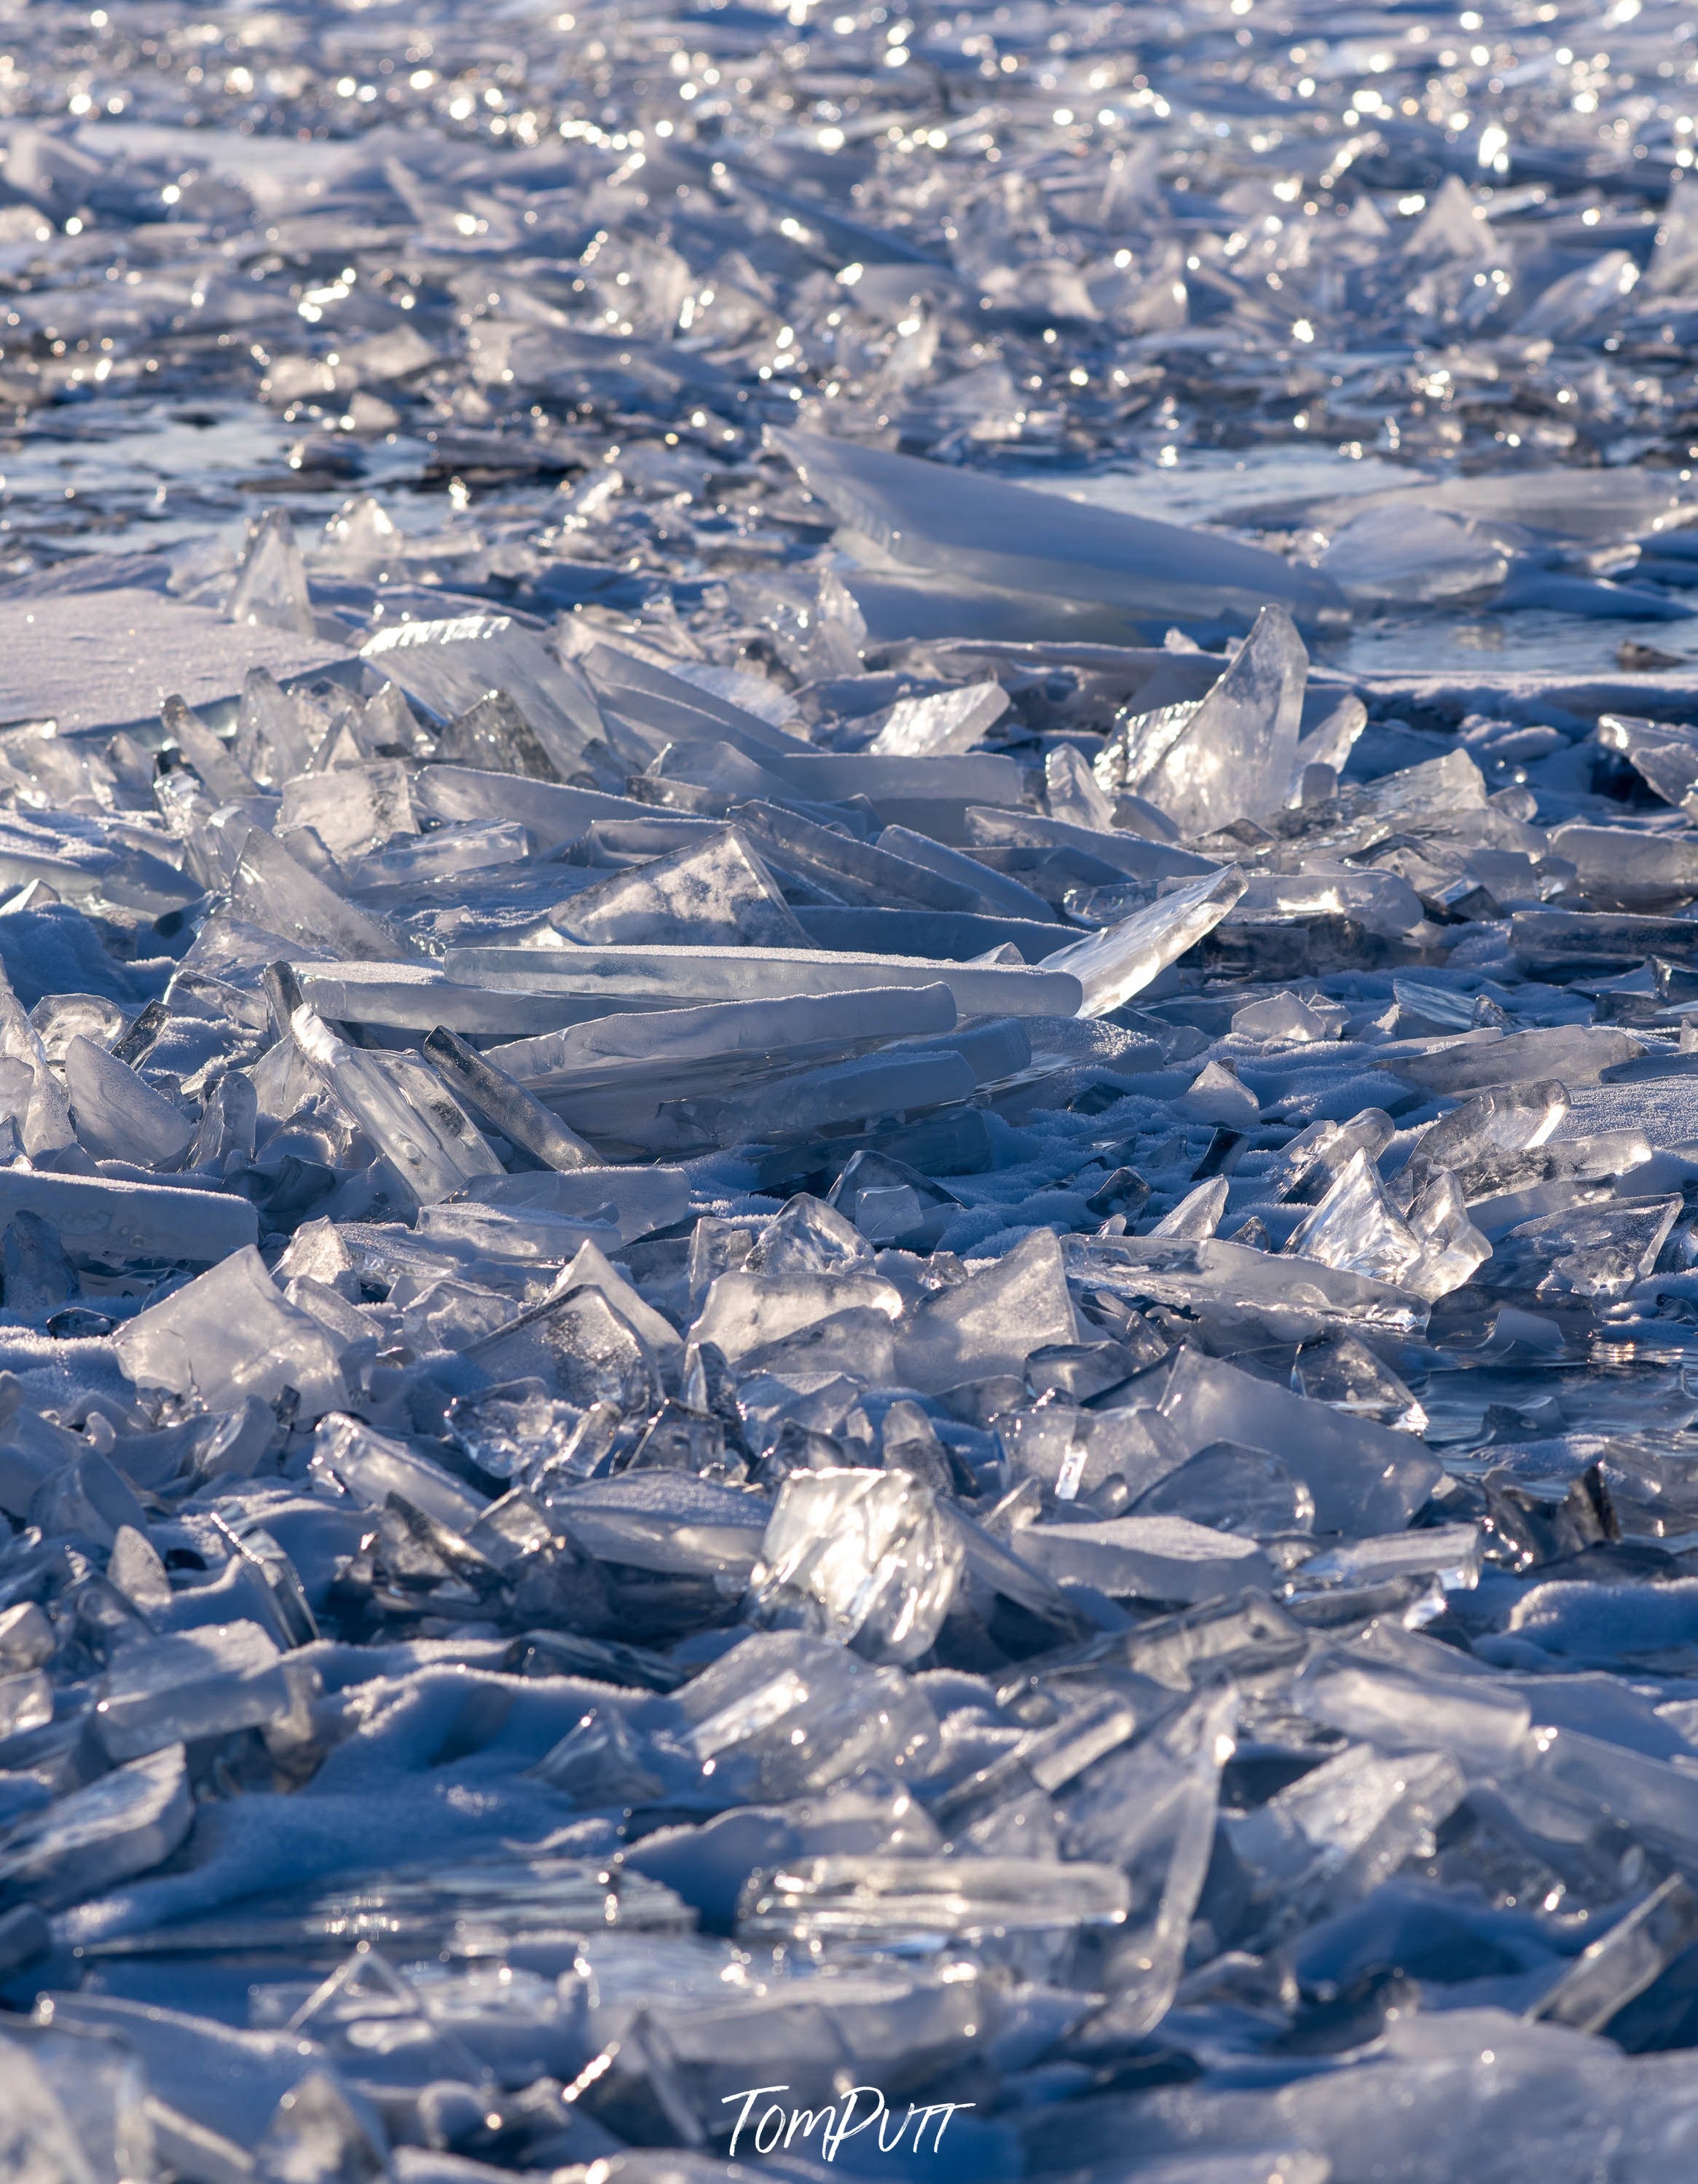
[0,1745,192,1910]
[747,1467,964,1663]
[870,679,1008,755]
[551,827,805,949]
[228,509,316,636]
[63,1035,193,1170]
[115,1245,348,1418]
[292,1004,502,1205]
[95,1620,304,1762]
[421,1026,597,1172]
[1042,867,1246,1016]
[738,1852,1130,1946]
[1102,606,1308,835]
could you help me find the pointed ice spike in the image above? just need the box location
[235,666,318,787]
[1297,690,1367,768]
[254,2070,386,2184]
[422,1025,597,1171]
[746,1191,871,1278]
[1,1208,76,1317]
[320,490,404,575]
[161,693,259,802]
[1284,1148,1426,1290]
[1131,604,1308,835]
[1404,172,1495,261]
[1045,741,1117,829]
[356,679,429,756]
[431,687,563,780]
[228,507,316,636]
[1646,170,1698,294]
[1150,1175,1230,1239]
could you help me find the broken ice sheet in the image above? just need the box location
[13,0,1698,2166]
[738,1851,1131,1948]
[1044,866,1247,1016]
[777,431,1344,631]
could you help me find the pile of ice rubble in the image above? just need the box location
[12,0,1698,2171]
[6,548,1698,2184]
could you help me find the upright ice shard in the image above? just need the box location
[292,1004,503,1205]
[1100,606,1308,835]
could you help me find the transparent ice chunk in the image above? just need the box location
[1021,1513,1272,1602]
[468,1282,659,1414]
[431,688,564,781]
[292,1004,502,1206]
[897,1229,1078,1393]
[1530,1874,1698,2034]
[1042,867,1246,1017]
[235,666,318,788]
[232,829,407,963]
[228,509,315,637]
[738,1848,1130,1949]
[1286,1148,1428,1292]
[95,1620,306,1762]
[115,1245,348,1418]
[747,1467,964,1663]
[63,1035,193,1171]
[551,827,805,949]
[280,760,419,867]
[1291,1335,1428,1433]
[666,1630,940,1799]
[0,1744,192,1910]
[421,1027,597,1173]
[869,679,1008,756]
[1105,606,1308,835]
[776,430,1344,630]
[364,615,602,775]
[310,1413,490,1531]
[1227,1745,1466,1936]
